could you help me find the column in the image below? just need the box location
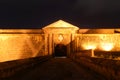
[45,34,48,55]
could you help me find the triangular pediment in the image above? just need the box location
[43,20,79,29]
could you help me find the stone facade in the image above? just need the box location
[73,34,120,52]
[0,20,120,62]
[0,33,46,62]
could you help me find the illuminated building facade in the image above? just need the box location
[0,20,120,62]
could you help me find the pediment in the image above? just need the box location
[43,20,79,29]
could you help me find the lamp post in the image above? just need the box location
[91,49,94,57]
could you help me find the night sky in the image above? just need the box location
[0,0,120,29]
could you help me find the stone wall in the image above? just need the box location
[73,34,120,52]
[0,33,46,62]
[53,34,71,45]
[78,29,114,34]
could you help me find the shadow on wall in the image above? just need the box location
[20,34,45,59]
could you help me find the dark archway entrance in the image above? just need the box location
[54,44,67,57]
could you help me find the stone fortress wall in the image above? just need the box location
[0,30,47,62]
[73,34,120,52]
[0,20,120,62]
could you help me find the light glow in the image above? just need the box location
[85,45,96,50]
[100,43,114,51]
[0,36,9,40]
[82,43,96,50]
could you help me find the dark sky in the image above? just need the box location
[0,0,120,29]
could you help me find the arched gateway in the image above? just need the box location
[42,20,79,57]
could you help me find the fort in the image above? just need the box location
[0,20,120,62]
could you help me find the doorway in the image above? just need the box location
[54,44,67,57]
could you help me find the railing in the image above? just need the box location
[69,53,120,80]
[0,56,52,78]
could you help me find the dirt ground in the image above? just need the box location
[7,58,106,80]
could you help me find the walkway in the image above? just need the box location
[7,58,105,80]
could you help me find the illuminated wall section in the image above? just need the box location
[74,34,120,51]
[53,34,71,45]
[43,20,79,55]
[0,33,46,62]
